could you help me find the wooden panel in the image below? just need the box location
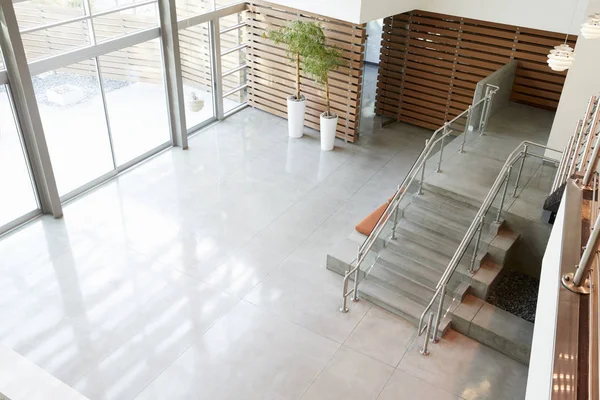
[246,1,365,142]
[375,9,575,130]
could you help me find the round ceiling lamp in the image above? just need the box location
[581,13,600,39]
[547,44,575,71]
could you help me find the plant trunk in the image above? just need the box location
[296,52,301,100]
[325,78,330,117]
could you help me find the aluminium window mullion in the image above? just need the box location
[209,19,224,120]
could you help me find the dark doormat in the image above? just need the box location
[487,269,539,323]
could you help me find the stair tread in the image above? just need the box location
[369,263,467,306]
[384,235,485,274]
[377,247,444,287]
[395,218,495,257]
[360,280,452,336]
[368,263,435,304]
[411,190,479,225]
[360,279,424,321]
[404,203,470,238]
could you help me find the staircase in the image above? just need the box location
[327,185,519,336]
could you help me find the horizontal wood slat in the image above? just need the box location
[246,1,365,142]
[376,9,575,129]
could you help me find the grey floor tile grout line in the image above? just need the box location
[297,341,345,400]
[374,365,395,400]
[129,297,246,399]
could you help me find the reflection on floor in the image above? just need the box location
[0,108,527,399]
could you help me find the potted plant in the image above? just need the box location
[266,21,324,138]
[303,42,346,151]
[187,91,204,112]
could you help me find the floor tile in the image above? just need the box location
[301,346,394,400]
[344,307,416,367]
[377,370,462,400]
[136,301,339,400]
[397,330,528,400]
[73,282,239,400]
[244,257,371,343]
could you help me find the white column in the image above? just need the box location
[0,1,63,218]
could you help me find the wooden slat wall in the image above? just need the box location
[245,1,366,142]
[376,10,576,130]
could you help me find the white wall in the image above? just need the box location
[358,0,425,24]
[547,0,600,158]
[265,0,589,34]
[420,0,587,35]
[261,0,361,24]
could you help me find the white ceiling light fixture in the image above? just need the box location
[546,0,580,71]
[547,44,575,71]
[581,13,600,39]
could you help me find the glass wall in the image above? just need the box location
[0,86,39,228]
[219,12,247,114]
[179,22,215,132]
[0,1,248,235]
[33,59,115,196]
[99,39,170,165]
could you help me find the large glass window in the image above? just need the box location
[176,0,213,19]
[219,12,247,114]
[92,3,159,43]
[15,0,160,62]
[179,22,214,131]
[0,86,39,228]
[14,0,84,30]
[33,59,115,197]
[21,20,91,62]
[99,38,170,165]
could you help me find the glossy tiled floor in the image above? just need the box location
[0,107,528,399]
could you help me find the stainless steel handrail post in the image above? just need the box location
[575,215,600,286]
[460,106,471,153]
[469,216,485,273]
[478,86,491,133]
[436,126,446,173]
[420,312,434,356]
[512,145,528,197]
[495,166,512,223]
[431,284,446,343]
[418,139,428,195]
[340,270,350,312]
[352,250,360,302]
[390,185,400,240]
[481,86,497,135]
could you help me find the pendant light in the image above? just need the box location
[581,13,600,39]
[546,0,579,71]
[547,43,575,71]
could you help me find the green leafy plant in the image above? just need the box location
[265,21,325,100]
[303,44,346,117]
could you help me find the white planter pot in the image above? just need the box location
[187,99,205,113]
[287,95,306,138]
[320,112,338,151]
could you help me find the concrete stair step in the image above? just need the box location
[384,235,487,276]
[394,218,494,261]
[368,262,470,305]
[403,203,470,240]
[452,295,533,365]
[359,279,452,337]
[411,189,479,226]
[368,263,436,305]
[422,182,489,210]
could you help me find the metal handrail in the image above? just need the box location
[417,141,562,343]
[340,84,500,313]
